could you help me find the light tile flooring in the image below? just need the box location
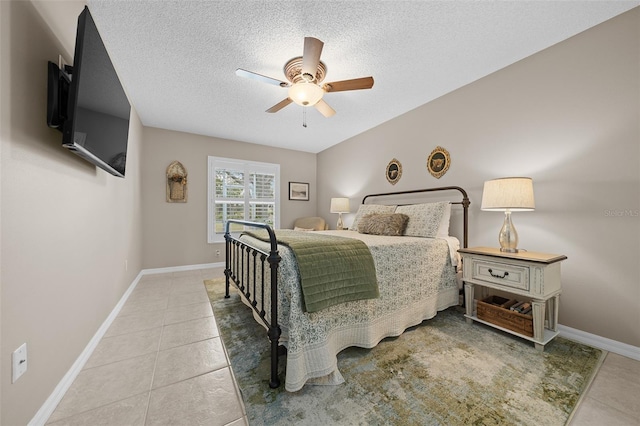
[46,266,639,425]
[47,267,247,426]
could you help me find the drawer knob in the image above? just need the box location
[488,268,509,279]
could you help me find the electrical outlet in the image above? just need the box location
[215,250,221,257]
[12,343,27,383]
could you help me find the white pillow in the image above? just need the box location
[350,204,396,231]
[294,226,315,232]
[437,202,452,237]
[395,201,448,238]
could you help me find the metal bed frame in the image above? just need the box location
[224,186,470,389]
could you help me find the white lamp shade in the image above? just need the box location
[330,197,350,213]
[288,83,324,106]
[481,177,535,211]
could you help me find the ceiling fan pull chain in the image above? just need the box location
[303,108,307,128]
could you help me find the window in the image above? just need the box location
[208,156,280,243]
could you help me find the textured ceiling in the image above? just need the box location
[86,0,638,153]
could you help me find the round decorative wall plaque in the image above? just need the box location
[427,146,450,179]
[386,158,402,185]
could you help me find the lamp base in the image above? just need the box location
[498,210,519,253]
[500,247,520,253]
[336,213,344,230]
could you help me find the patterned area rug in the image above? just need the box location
[205,278,604,426]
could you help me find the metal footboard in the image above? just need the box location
[224,219,282,388]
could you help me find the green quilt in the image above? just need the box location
[242,229,379,312]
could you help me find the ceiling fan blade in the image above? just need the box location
[323,76,374,92]
[301,37,324,80]
[314,99,336,118]
[236,68,289,87]
[266,98,293,113]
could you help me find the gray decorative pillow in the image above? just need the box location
[350,204,396,231]
[358,213,409,236]
[395,201,448,238]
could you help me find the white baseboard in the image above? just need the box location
[30,262,227,425]
[29,270,144,426]
[141,262,224,275]
[559,325,640,361]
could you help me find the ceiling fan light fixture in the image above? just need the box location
[288,83,324,107]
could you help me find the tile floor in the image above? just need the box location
[570,352,640,425]
[47,267,246,426]
[46,266,639,425]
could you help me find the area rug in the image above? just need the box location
[205,278,604,426]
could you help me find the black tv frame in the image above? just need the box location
[47,6,130,178]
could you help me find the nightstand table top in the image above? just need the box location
[458,246,567,264]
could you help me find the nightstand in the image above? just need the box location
[458,247,567,350]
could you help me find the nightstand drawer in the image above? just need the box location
[471,259,530,291]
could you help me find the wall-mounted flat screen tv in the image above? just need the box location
[47,6,130,177]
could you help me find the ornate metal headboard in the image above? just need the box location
[361,186,470,248]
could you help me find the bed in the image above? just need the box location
[224,186,470,391]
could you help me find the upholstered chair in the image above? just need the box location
[292,217,328,231]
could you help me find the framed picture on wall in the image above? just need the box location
[289,182,309,201]
[427,146,450,179]
[386,158,402,185]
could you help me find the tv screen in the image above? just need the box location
[48,6,130,177]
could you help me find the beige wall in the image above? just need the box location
[317,9,640,347]
[0,1,144,424]
[141,127,317,269]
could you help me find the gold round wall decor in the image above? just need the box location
[386,158,402,185]
[427,146,450,179]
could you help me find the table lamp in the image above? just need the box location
[481,177,535,253]
[330,197,350,230]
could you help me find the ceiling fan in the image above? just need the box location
[236,37,374,118]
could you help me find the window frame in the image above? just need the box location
[208,156,280,243]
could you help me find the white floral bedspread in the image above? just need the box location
[239,230,460,392]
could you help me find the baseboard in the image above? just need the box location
[559,324,640,361]
[29,270,144,426]
[141,261,224,275]
[29,262,225,425]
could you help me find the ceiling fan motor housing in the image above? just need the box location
[284,57,327,84]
